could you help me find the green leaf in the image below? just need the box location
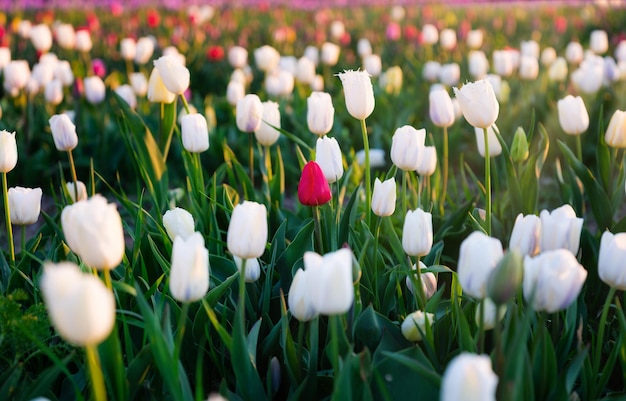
[276,220,315,292]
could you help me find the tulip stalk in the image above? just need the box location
[441,125,449,215]
[483,127,492,236]
[2,172,14,264]
[313,206,324,254]
[67,150,79,203]
[593,286,617,382]
[477,299,486,354]
[173,302,190,383]
[360,119,372,226]
[85,344,107,401]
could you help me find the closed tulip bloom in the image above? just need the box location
[54,61,74,87]
[493,50,515,77]
[307,92,335,136]
[454,79,499,129]
[402,208,433,257]
[401,310,434,342]
[153,55,190,95]
[8,187,42,225]
[296,57,316,84]
[417,146,437,176]
[509,213,541,256]
[288,268,317,321]
[523,250,587,313]
[598,231,626,290]
[66,181,87,203]
[298,161,332,206]
[566,42,584,64]
[115,84,137,109]
[337,70,375,121]
[356,148,386,168]
[49,114,78,151]
[457,231,504,299]
[134,37,155,65]
[467,29,483,49]
[441,353,498,401]
[391,125,425,171]
[75,30,92,52]
[605,110,626,148]
[306,248,354,315]
[163,207,195,241]
[406,261,438,299]
[32,63,53,88]
[315,136,343,184]
[474,125,502,158]
[3,60,31,96]
[363,54,382,77]
[227,201,268,259]
[468,50,489,79]
[429,86,455,128]
[476,298,507,330]
[421,24,438,45]
[0,47,11,69]
[170,232,210,303]
[422,61,441,82]
[520,40,540,59]
[228,46,248,69]
[234,256,261,283]
[180,114,209,152]
[264,69,294,97]
[571,57,604,94]
[439,63,460,87]
[539,204,583,254]
[236,94,263,132]
[0,130,18,173]
[548,57,568,82]
[379,65,403,95]
[519,56,539,80]
[55,24,76,49]
[40,262,116,346]
[255,101,281,146]
[120,38,136,61]
[439,29,457,50]
[44,79,63,105]
[311,75,324,91]
[279,56,297,75]
[84,76,106,105]
[357,38,372,58]
[226,80,245,106]
[30,24,53,53]
[320,42,340,66]
[147,67,176,104]
[254,45,280,72]
[541,47,557,67]
[371,177,396,217]
[303,45,319,66]
[61,194,125,270]
[129,72,148,97]
[590,30,608,55]
[557,95,589,135]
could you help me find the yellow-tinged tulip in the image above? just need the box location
[605,110,626,148]
[153,55,190,95]
[401,310,434,342]
[162,207,195,242]
[147,67,176,104]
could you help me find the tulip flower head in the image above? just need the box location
[227,201,268,259]
[509,213,541,257]
[170,232,210,303]
[307,92,335,136]
[181,114,209,153]
[371,177,396,217]
[49,114,78,152]
[476,298,507,330]
[315,136,343,184]
[598,231,626,290]
[84,76,107,105]
[429,85,455,128]
[66,181,87,203]
[402,208,433,257]
[401,310,434,342]
[454,79,499,129]
[298,161,332,206]
[390,125,425,171]
[234,256,261,283]
[236,94,263,132]
[163,207,195,241]
[153,55,190,95]
[337,70,375,121]
[440,353,498,401]
[288,268,317,321]
[8,186,43,225]
[0,130,18,173]
[474,125,502,158]
[147,67,176,104]
[305,248,355,315]
[254,101,281,146]
[605,110,626,148]
[539,204,583,254]
[416,146,438,176]
[405,261,438,300]
[457,231,504,299]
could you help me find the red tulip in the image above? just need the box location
[207,45,225,62]
[298,161,331,206]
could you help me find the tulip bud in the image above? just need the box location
[486,250,523,305]
[30,24,53,53]
[66,181,87,203]
[227,201,268,259]
[429,84,454,128]
[590,30,608,55]
[466,29,483,49]
[303,46,319,66]
[3,60,30,96]
[170,232,210,303]
[541,47,557,67]
[401,310,434,342]
[390,125,425,171]
[421,24,438,45]
[84,76,107,105]
[493,50,515,77]
[40,262,116,346]
[254,101,281,147]
[115,84,137,109]
[454,79,499,129]
[468,50,489,80]
[236,94,263,132]
[320,42,340,66]
[540,204,583,254]
[153,55,190,95]
[439,63,460,87]
[440,353,498,401]
[129,72,148,97]
[356,148,386,168]
[566,41,584,64]
[254,45,280,72]
[439,28,457,50]
[44,79,63,105]
[307,92,335,136]
[180,114,209,153]
[598,231,626,290]
[295,57,316,84]
[226,80,245,106]
[75,30,92,52]
[509,213,541,256]
[53,61,74,87]
[379,66,403,95]
[0,48,10,70]
[511,127,529,162]
[416,146,437,176]
[422,61,441,82]
[61,194,125,270]
[8,186,42,225]
[120,38,136,61]
[315,137,343,184]
[233,256,261,283]
[49,114,78,151]
[523,249,587,313]
[0,130,17,173]
[474,125,502,158]
[406,261,437,299]
[605,110,626,148]
[371,177,396,217]
[264,70,294,97]
[146,67,176,104]
[402,208,433,257]
[288,268,317,321]
[135,37,155,65]
[518,56,539,80]
[337,70,375,121]
[162,207,195,241]
[228,46,248,69]
[475,298,507,331]
[55,24,76,50]
[305,248,354,315]
[357,38,372,58]
[457,231,504,299]
[363,54,382,77]
[298,161,332,206]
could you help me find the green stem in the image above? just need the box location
[372,217,382,310]
[249,134,255,188]
[441,125,449,215]
[478,298,486,354]
[360,119,371,226]
[576,135,583,162]
[103,269,112,291]
[173,302,191,378]
[264,145,272,207]
[67,150,79,203]
[593,287,617,377]
[238,258,248,324]
[413,256,426,310]
[402,170,408,219]
[313,206,324,254]
[483,127,492,236]
[330,315,340,375]
[180,94,191,115]
[2,172,14,265]
[85,344,107,401]
[20,225,25,257]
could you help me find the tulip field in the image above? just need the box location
[3,1,626,400]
